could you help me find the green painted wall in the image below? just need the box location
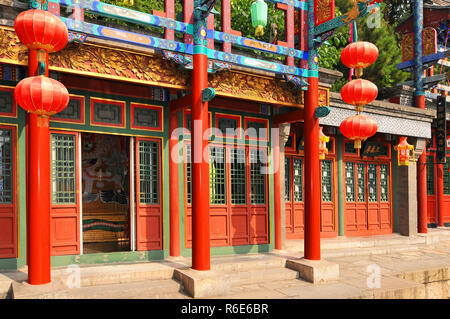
[337,134,345,236]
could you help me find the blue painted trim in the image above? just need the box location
[51,0,308,62]
[61,18,309,78]
[266,0,308,10]
[397,52,446,70]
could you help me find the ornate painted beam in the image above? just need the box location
[397,51,449,70]
[314,1,380,36]
[61,17,308,77]
[50,0,308,61]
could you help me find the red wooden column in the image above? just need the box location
[153,0,175,40]
[304,76,321,260]
[169,110,180,257]
[273,123,282,249]
[437,163,444,227]
[416,92,427,233]
[27,48,51,284]
[221,0,231,52]
[191,3,210,271]
[28,113,51,285]
[276,3,294,66]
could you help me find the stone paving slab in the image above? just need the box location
[3,229,450,299]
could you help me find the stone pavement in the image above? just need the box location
[2,228,450,299]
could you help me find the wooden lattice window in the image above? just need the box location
[321,160,332,202]
[380,164,389,202]
[51,134,76,204]
[250,149,266,204]
[345,142,357,154]
[0,129,12,203]
[368,163,378,202]
[357,163,366,202]
[230,148,246,205]
[210,146,226,205]
[285,157,291,202]
[138,140,159,204]
[293,158,303,202]
[444,159,450,195]
[345,162,355,202]
[426,155,435,195]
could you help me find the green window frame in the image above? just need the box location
[444,159,450,195]
[285,157,291,202]
[345,162,355,202]
[210,146,226,205]
[321,160,332,202]
[293,158,303,202]
[51,133,76,204]
[230,147,246,205]
[138,140,160,204]
[380,164,389,202]
[250,148,266,205]
[0,129,13,204]
[368,163,378,202]
[426,155,435,195]
[357,163,366,202]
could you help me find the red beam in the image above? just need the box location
[169,94,192,113]
[273,109,304,125]
[183,0,194,44]
[221,0,231,52]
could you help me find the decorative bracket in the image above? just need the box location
[68,31,87,44]
[315,106,331,118]
[202,87,216,102]
[162,50,231,74]
[196,0,219,19]
[284,74,309,91]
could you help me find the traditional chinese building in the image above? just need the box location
[0,0,441,278]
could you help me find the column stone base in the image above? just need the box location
[174,269,230,298]
[286,258,339,284]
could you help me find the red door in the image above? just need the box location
[285,156,304,239]
[344,160,392,236]
[135,138,162,251]
[284,156,337,238]
[320,159,336,237]
[184,144,269,247]
[0,126,17,258]
[50,131,81,255]
[426,154,437,224]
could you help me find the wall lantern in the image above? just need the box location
[319,126,329,160]
[340,79,378,113]
[394,137,415,166]
[251,0,268,36]
[340,41,378,78]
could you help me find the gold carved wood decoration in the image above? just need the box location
[0,26,329,108]
[402,28,437,62]
[315,0,335,25]
[209,71,304,107]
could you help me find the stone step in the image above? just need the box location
[12,278,188,299]
[285,235,428,252]
[49,260,189,288]
[210,255,286,273]
[229,267,299,287]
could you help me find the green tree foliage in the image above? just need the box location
[323,0,410,92]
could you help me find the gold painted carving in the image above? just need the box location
[402,33,414,62]
[423,27,437,56]
[0,28,28,65]
[316,0,333,24]
[209,71,304,107]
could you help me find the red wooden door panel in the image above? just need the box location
[344,160,392,236]
[50,131,80,255]
[0,126,17,258]
[135,138,162,251]
[285,156,305,239]
[320,159,336,237]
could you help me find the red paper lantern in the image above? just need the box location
[394,137,415,166]
[319,126,330,160]
[339,114,378,149]
[341,41,378,77]
[14,76,69,116]
[341,79,378,112]
[14,9,68,53]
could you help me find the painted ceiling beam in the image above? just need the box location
[50,0,308,61]
[62,17,309,77]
